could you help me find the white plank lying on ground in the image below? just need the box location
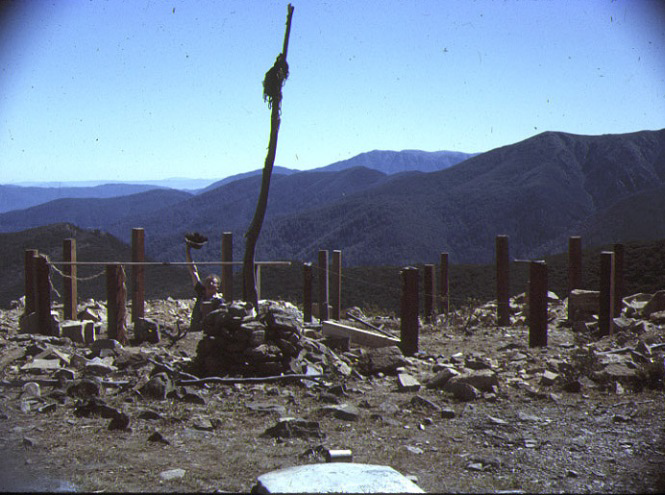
[321,321,400,348]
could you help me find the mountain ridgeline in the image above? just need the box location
[1,130,664,269]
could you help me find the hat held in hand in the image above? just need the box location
[185,232,208,249]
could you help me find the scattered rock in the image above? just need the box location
[264,417,325,440]
[159,468,186,481]
[139,373,175,400]
[108,412,130,431]
[426,367,460,389]
[148,431,170,445]
[444,380,480,401]
[321,403,361,421]
[397,373,421,392]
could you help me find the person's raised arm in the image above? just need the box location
[185,243,201,287]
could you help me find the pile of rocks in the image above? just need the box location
[191,300,353,377]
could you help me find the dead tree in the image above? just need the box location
[243,4,295,307]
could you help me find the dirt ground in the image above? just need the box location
[1,298,665,493]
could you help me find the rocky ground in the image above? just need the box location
[1,291,665,493]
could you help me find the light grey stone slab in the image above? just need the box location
[253,462,425,493]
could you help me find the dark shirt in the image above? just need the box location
[190,281,207,332]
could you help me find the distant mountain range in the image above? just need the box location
[0,150,475,213]
[1,131,663,268]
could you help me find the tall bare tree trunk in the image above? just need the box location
[243,4,294,308]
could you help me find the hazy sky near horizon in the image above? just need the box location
[1,0,664,184]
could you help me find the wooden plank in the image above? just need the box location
[322,321,399,348]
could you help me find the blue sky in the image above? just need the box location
[1,0,664,184]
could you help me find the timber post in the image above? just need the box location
[222,232,234,302]
[24,249,38,315]
[35,254,52,335]
[439,252,449,316]
[568,236,582,294]
[613,243,624,318]
[63,239,77,321]
[106,264,128,344]
[400,266,419,356]
[318,249,329,322]
[567,236,582,321]
[424,263,436,322]
[528,260,548,347]
[331,250,342,320]
[303,262,312,323]
[599,251,615,337]
[496,235,510,326]
[131,228,145,327]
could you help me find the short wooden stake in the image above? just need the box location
[63,239,77,321]
[331,250,342,320]
[303,262,312,323]
[35,254,52,335]
[599,251,615,337]
[528,260,548,347]
[613,243,624,318]
[439,252,449,315]
[424,264,436,322]
[400,267,419,356]
[131,228,145,326]
[222,232,234,301]
[496,235,510,326]
[318,250,329,322]
[24,249,38,315]
[106,264,128,344]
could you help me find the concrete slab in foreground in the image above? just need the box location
[252,462,425,493]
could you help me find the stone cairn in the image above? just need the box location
[191,299,350,378]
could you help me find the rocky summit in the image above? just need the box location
[0,290,664,492]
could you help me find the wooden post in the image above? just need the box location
[255,264,262,301]
[242,4,295,308]
[567,236,582,322]
[599,251,615,337]
[613,243,624,318]
[222,232,234,302]
[24,249,38,315]
[331,250,342,320]
[318,250,329,322]
[106,264,128,344]
[63,238,77,321]
[496,235,510,326]
[303,262,312,323]
[424,264,436,322]
[400,266,419,356]
[35,254,52,335]
[131,228,145,326]
[528,260,548,347]
[568,236,582,294]
[439,252,449,315]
